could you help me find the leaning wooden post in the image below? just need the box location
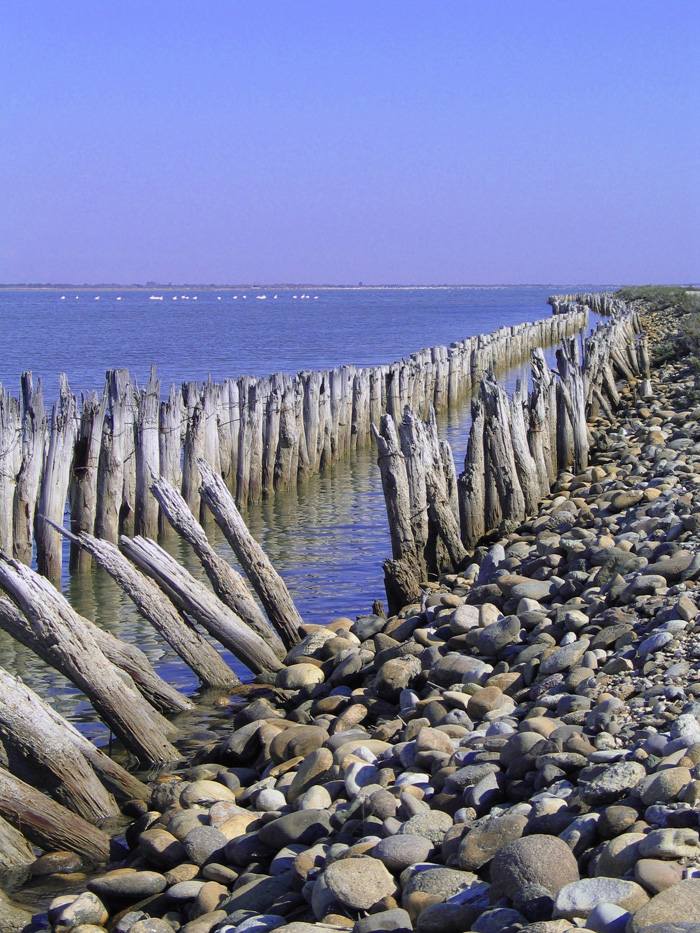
[0,666,119,822]
[0,767,111,862]
[0,812,35,871]
[35,374,78,584]
[13,373,46,565]
[69,389,107,573]
[0,563,179,765]
[119,535,284,674]
[371,414,423,614]
[51,520,237,689]
[197,459,303,650]
[135,364,161,538]
[150,474,285,659]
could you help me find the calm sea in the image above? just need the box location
[0,285,610,737]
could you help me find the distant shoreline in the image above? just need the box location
[0,283,616,291]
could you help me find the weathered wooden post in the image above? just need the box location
[197,459,303,650]
[36,374,78,584]
[13,373,46,566]
[68,390,107,572]
[371,414,422,614]
[134,364,161,538]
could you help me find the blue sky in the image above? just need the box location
[1,1,698,285]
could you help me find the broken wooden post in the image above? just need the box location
[35,374,78,584]
[158,383,183,532]
[119,535,285,675]
[197,459,303,650]
[13,373,46,566]
[371,414,423,614]
[0,811,35,871]
[458,396,486,548]
[150,473,285,659]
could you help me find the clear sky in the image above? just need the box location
[1,1,698,285]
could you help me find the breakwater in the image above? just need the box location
[0,307,586,584]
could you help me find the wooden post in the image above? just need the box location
[182,382,205,519]
[158,383,183,533]
[0,389,21,562]
[482,374,526,532]
[135,364,161,538]
[69,390,107,573]
[197,459,303,650]
[458,397,486,548]
[201,378,222,477]
[150,474,285,658]
[36,374,78,584]
[371,414,422,614]
[352,369,370,449]
[236,376,254,506]
[0,767,111,862]
[56,523,237,688]
[263,373,283,497]
[0,811,35,871]
[274,375,298,491]
[510,379,540,515]
[0,666,119,822]
[96,370,130,545]
[0,562,179,765]
[119,535,284,675]
[13,373,46,566]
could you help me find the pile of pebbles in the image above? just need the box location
[20,305,700,933]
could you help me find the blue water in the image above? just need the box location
[0,285,610,739]
[0,285,606,400]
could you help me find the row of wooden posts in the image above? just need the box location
[0,294,637,868]
[374,300,650,613]
[548,292,627,317]
[0,308,587,585]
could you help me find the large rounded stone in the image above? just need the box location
[324,856,396,910]
[553,878,648,920]
[376,657,422,702]
[373,835,434,873]
[88,869,167,899]
[477,616,522,657]
[258,809,332,850]
[287,746,334,803]
[180,779,238,807]
[627,879,700,931]
[490,835,580,901]
[397,810,453,845]
[276,663,325,690]
[638,768,692,806]
[269,726,329,764]
[458,811,528,870]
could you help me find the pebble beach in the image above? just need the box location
[11,295,700,933]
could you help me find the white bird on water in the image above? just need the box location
[61,296,65,299]
[116,296,121,300]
